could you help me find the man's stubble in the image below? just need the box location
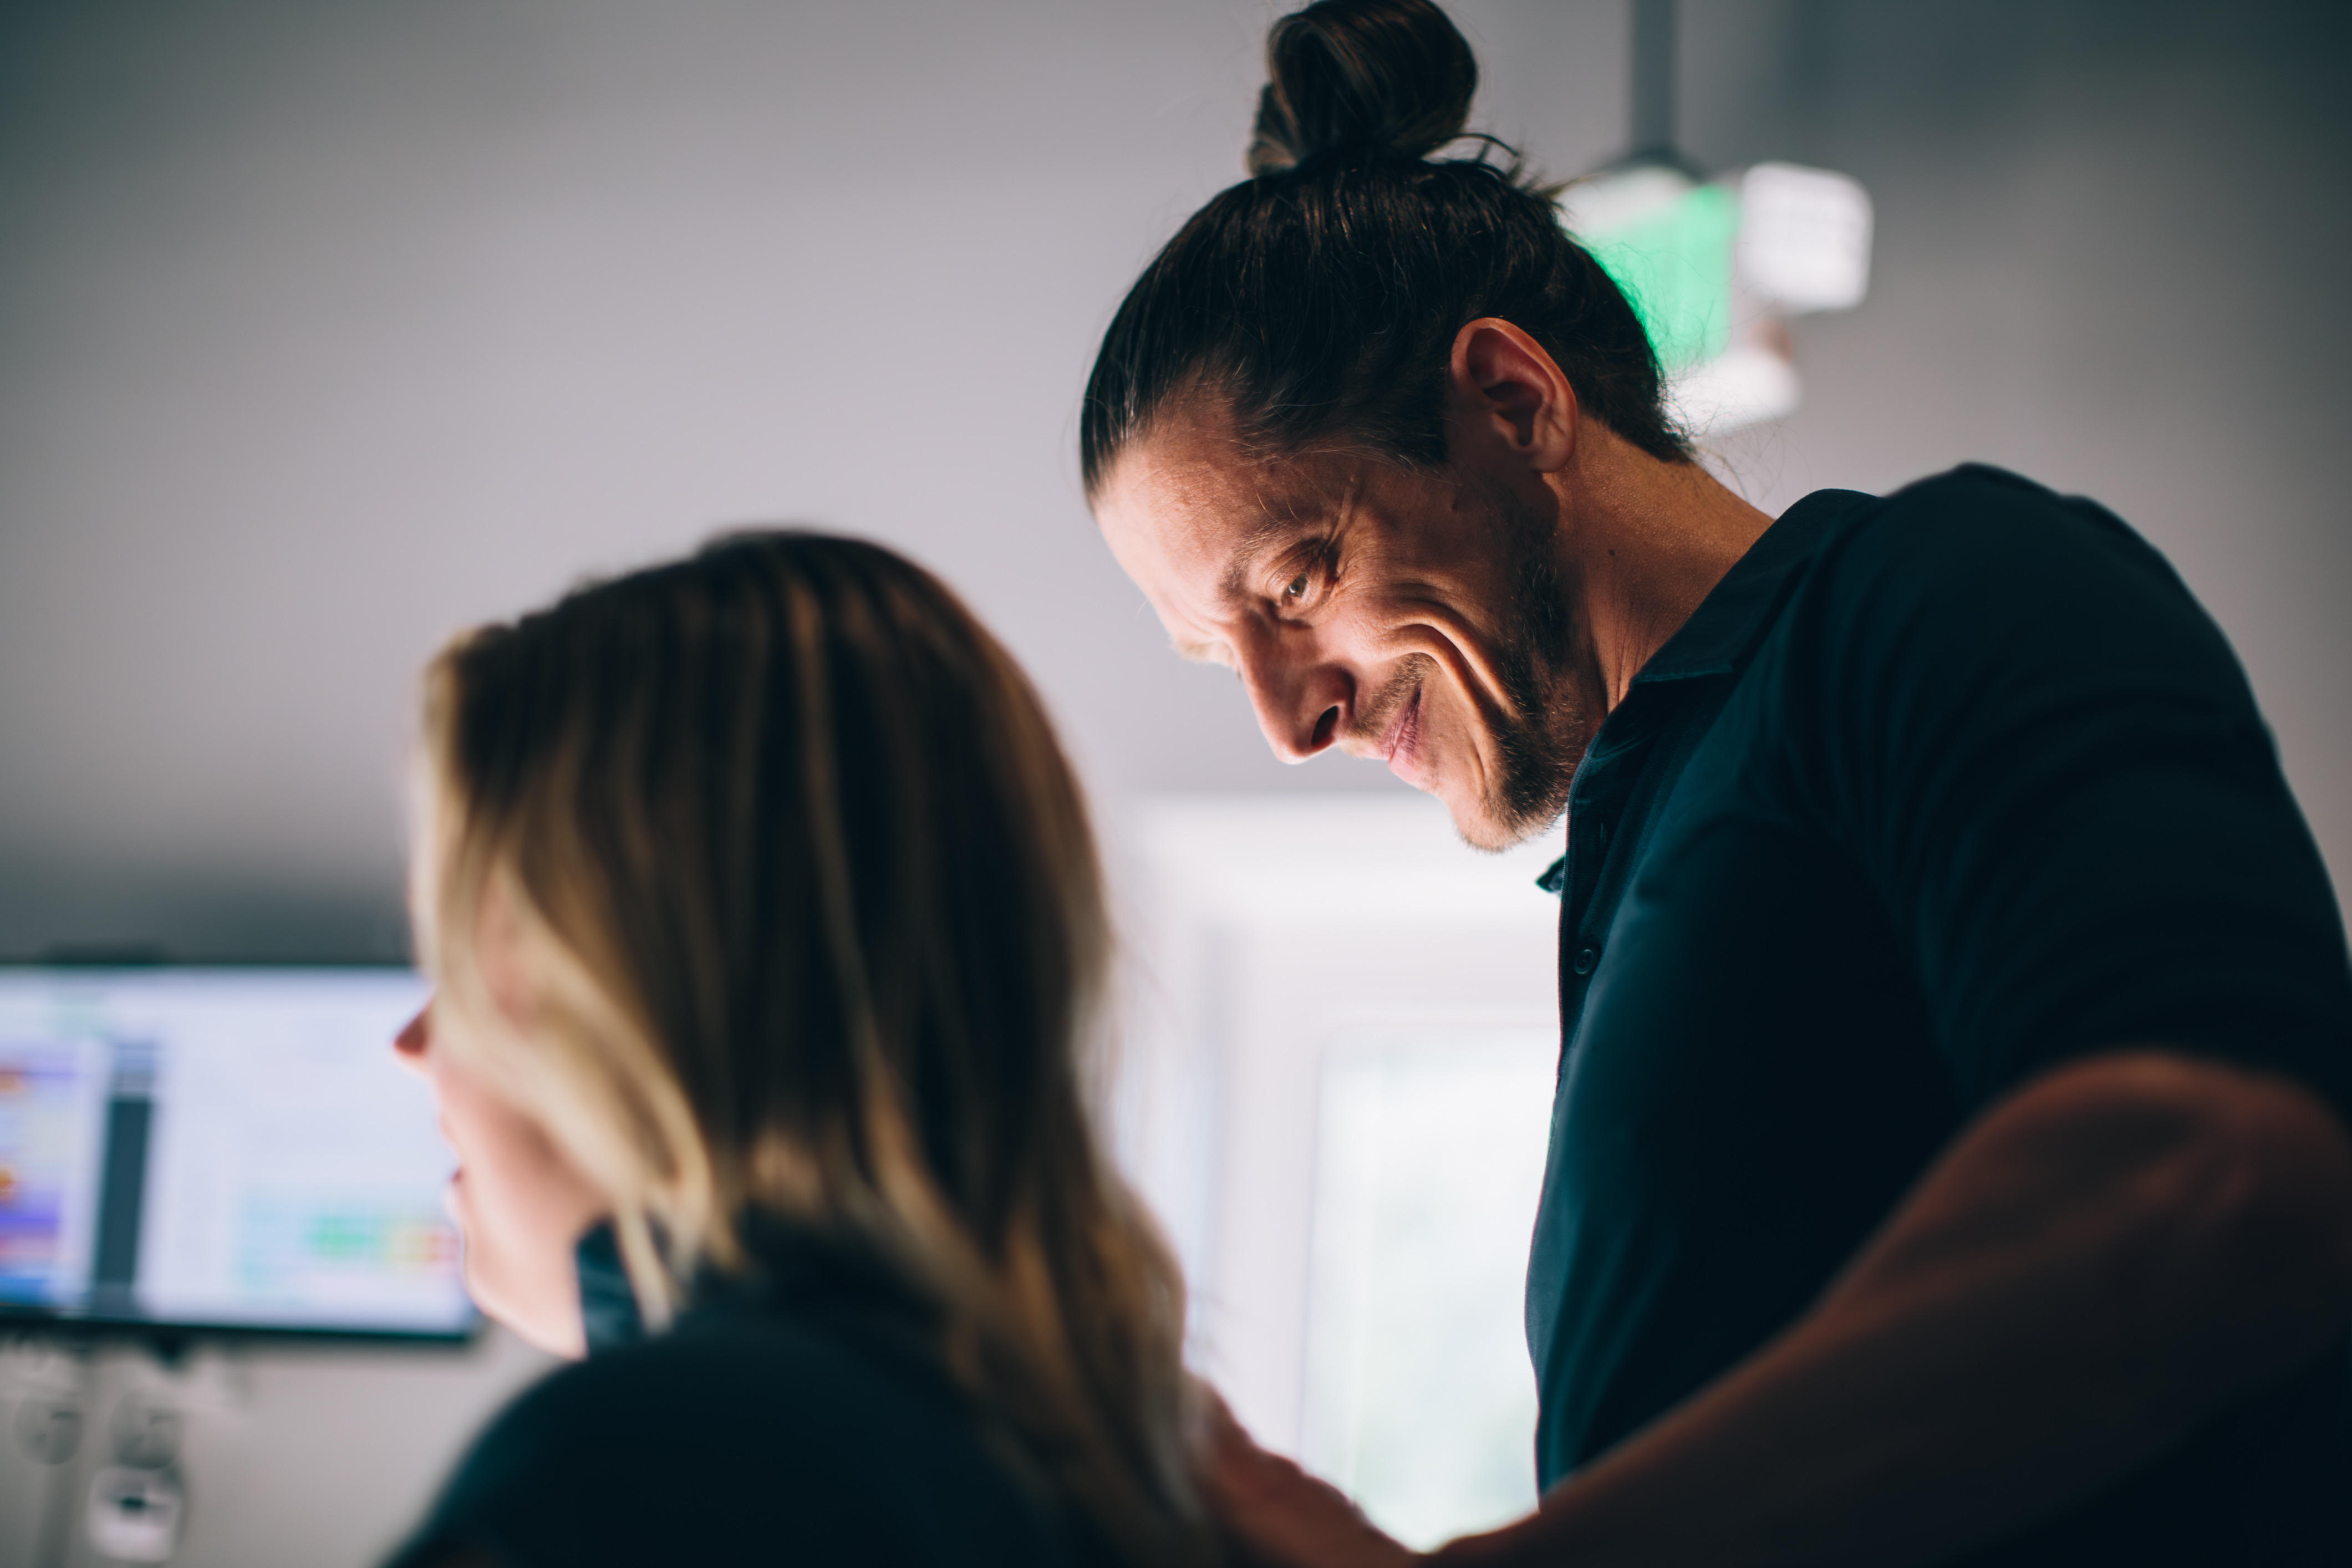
[1465,474,1596,851]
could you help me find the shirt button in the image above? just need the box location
[1571,945,1600,976]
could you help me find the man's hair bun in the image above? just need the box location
[1246,0,1478,176]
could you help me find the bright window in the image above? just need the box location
[1301,1025,1556,1548]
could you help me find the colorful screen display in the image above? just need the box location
[0,967,472,1337]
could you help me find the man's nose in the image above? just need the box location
[1239,644,1349,763]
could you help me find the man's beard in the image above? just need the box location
[1462,478,1592,851]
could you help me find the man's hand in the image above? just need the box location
[1197,1388,1419,1568]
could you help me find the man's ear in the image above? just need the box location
[1447,318,1580,474]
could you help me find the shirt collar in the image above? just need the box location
[576,1221,645,1354]
[1536,489,1876,895]
[573,1211,928,1356]
[1629,488,1876,687]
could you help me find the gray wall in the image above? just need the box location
[0,3,2346,1564]
[0,0,1457,960]
[6,1,2340,960]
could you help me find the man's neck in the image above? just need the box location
[1554,435,1775,710]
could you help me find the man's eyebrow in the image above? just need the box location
[1170,637,1222,664]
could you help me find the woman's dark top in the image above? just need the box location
[387,1222,1112,1568]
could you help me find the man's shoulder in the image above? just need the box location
[1797,463,2214,649]
[1884,461,2079,510]
[1758,462,2262,744]
[1828,462,2165,578]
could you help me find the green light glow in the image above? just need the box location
[1577,183,1741,373]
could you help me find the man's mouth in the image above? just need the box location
[1383,686,1424,782]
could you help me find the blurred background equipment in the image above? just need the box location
[0,966,470,1341]
[0,966,474,1568]
[1563,0,1874,435]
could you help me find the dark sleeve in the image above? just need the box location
[1792,465,2352,1123]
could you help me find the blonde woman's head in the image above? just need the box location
[398,532,1209,1565]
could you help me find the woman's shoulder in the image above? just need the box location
[391,1311,1104,1568]
[482,1299,959,1454]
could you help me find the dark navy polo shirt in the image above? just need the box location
[1527,465,2352,1564]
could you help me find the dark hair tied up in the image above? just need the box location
[1248,0,1477,174]
[1083,0,1689,497]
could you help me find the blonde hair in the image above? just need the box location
[415,532,1213,1566]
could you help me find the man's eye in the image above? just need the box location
[1281,572,1310,603]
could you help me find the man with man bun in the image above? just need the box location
[1084,1,2352,1562]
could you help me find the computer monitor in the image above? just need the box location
[0,965,475,1341]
